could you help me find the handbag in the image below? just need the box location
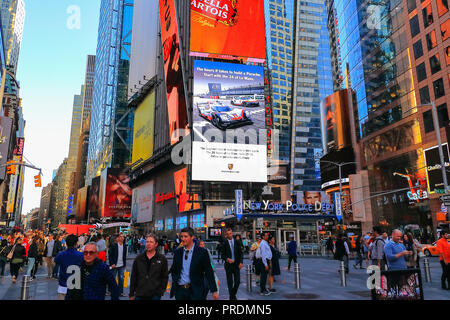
[11,258,24,264]
[6,244,16,261]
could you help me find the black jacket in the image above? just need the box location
[44,240,63,257]
[129,252,169,298]
[334,239,348,260]
[221,238,244,265]
[108,243,127,267]
[28,242,38,258]
[11,244,26,261]
[169,246,217,300]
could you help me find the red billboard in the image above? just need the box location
[190,0,266,61]
[13,138,24,159]
[103,168,132,218]
[159,0,189,145]
[174,168,200,212]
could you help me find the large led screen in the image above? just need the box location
[174,168,200,212]
[159,0,189,145]
[103,168,132,218]
[131,180,154,224]
[132,90,155,166]
[190,0,266,61]
[192,60,267,182]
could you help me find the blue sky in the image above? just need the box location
[18,0,100,215]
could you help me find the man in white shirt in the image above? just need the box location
[109,234,127,297]
[256,232,272,295]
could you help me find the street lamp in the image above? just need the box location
[320,161,357,222]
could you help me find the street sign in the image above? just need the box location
[334,192,343,222]
[235,189,243,221]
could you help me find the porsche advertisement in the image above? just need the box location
[192,60,267,182]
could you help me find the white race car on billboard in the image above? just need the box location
[198,102,253,130]
[231,96,260,107]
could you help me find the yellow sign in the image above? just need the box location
[132,91,155,166]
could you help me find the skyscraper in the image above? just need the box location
[81,55,96,129]
[0,0,25,74]
[86,0,134,184]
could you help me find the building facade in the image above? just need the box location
[0,0,25,74]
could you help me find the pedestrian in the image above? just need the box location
[199,240,220,299]
[384,229,412,270]
[108,234,127,297]
[221,228,243,300]
[169,227,219,300]
[66,242,119,300]
[353,235,364,269]
[43,234,56,278]
[250,236,262,285]
[216,241,223,263]
[8,237,26,283]
[326,237,334,258]
[333,233,350,273]
[255,232,272,295]
[436,229,450,290]
[287,235,297,271]
[363,233,371,267]
[129,234,169,300]
[369,226,387,270]
[0,239,9,276]
[52,234,63,278]
[403,232,418,269]
[127,237,133,255]
[78,233,86,249]
[268,236,280,293]
[54,234,84,300]
[96,234,107,262]
[27,236,39,280]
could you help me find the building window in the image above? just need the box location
[407,0,417,13]
[419,86,430,104]
[413,40,423,59]
[423,103,449,133]
[157,219,164,231]
[165,218,173,231]
[422,2,434,27]
[410,15,420,37]
[442,19,450,41]
[446,46,450,65]
[190,213,205,229]
[433,78,445,98]
[416,62,427,82]
[176,216,187,230]
[426,30,438,50]
[430,54,442,74]
[437,0,449,16]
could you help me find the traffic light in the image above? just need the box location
[6,161,15,175]
[34,174,42,187]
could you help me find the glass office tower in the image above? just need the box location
[87,0,134,184]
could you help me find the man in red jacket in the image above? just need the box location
[436,229,450,290]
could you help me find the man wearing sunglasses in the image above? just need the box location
[66,242,119,300]
[169,227,219,300]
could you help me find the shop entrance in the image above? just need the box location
[279,229,298,254]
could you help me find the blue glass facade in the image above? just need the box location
[290,0,333,192]
[87,0,134,184]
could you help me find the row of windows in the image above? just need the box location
[418,77,447,104]
[410,14,449,40]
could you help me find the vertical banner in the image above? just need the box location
[0,117,13,180]
[103,168,132,218]
[334,192,343,222]
[235,189,243,221]
[159,0,189,145]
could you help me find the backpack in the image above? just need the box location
[371,238,387,262]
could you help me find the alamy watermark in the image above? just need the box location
[67,5,81,30]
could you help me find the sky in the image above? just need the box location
[18,0,100,216]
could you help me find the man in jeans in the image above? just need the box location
[256,232,272,295]
[43,234,55,278]
[109,234,127,297]
[370,226,387,271]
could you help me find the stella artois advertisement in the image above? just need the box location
[159,0,189,145]
[191,60,267,182]
[190,0,266,61]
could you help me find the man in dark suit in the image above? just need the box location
[108,234,127,297]
[169,227,219,300]
[222,228,243,300]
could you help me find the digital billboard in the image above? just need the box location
[131,180,154,224]
[174,168,200,212]
[87,176,100,219]
[190,0,266,61]
[132,90,155,166]
[423,143,450,194]
[76,186,88,222]
[102,168,132,218]
[296,191,331,213]
[191,60,267,182]
[0,116,13,180]
[159,0,189,145]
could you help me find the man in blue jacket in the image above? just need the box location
[384,229,412,270]
[54,234,83,300]
[287,235,297,271]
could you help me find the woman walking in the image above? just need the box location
[0,239,8,276]
[268,236,281,293]
[27,236,39,280]
[9,237,26,283]
[353,235,364,269]
[404,232,418,269]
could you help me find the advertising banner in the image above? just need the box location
[103,168,132,218]
[192,60,267,182]
[334,192,343,222]
[159,0,189,145]
[76,186,88,222]
[0,117,13,180]
[131,180,154,224]
[87,176,100,219]
[190,0,266,61]
[423,143,450,194]
[13,137,24,160]
[174,168,201,212]
[132,90,155,165]
[235,189,243,221]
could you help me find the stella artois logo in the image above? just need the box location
[191,0,238,26]
[228,164,234,170]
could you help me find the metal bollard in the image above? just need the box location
[423,258,432,283]
[21,275,30,300]
[294,263,301,289]
[339,261,347,287]
[246,265,253,293]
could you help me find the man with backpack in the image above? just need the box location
[369,226,387,270]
